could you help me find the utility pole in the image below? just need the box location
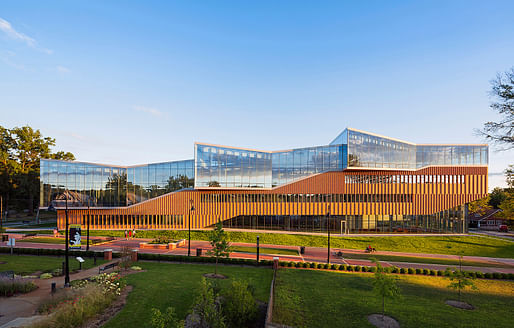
[1,195,3,239]
[327,204,331,264]
[64,192,70,287]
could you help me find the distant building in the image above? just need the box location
[468,209,506,230]
[40,128,488,234]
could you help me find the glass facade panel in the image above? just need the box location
[40,159,194,208]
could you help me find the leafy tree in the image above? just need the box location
[505,165,514,188]
[468,196,491,215]
[447,256,478,303]
[222,280,257,327]
[150,306,183,328]
[477,67,514,149]
[166,174,194,192]
[190,278,226,328]
[207,221,230,275]
[208,180,221,187]
[0,125,74,214]
[499,192,514,223]
[489,187,508,209]
[371,258,401,319]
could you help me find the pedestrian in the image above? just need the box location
[128,230,132,239]
[124,230,128,240]
[132,228,136,239]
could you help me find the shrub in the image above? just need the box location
[52,269,63,276]
[40,273,53,279]
[391,267,398,274]
[469,272,477,279]
[309,262,316,268]
[415,268,422,274]
[475,272,484,279]
[222,279,257,328]
[484,273,493,279]
[323,264,329,270]
[354,266,361,272]
[423,269,429,275]
[361,266,367,272]
[0,278,37,297]
[130,266,142,271]
[437,270,443,276]
[443,268,453,277]
[294,262,301,268]
[279,261,287,267]
[407,268,414,274]
[339,264,346,271]
[150,307,182,328]
[492,272,501,279]
[316,263,324,269]
[347,265,354,272]
[330,264,337,270]
[302,262,309,268]
[430,270,436,276]
[369,266,377,273]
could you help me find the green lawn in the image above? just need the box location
[103,262,273,328]
[10,222,58,229]
[0,254,107,275]
[21,236,101,245]
[89,230,514,258]
[340,253,513,268]
[273,269,514,328]
[231,245,299,256]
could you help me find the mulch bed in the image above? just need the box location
[368,314,400,328]
[203,273,227,279]
[445,300,475,310]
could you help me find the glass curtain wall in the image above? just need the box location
[416,145,488,168]
[195,144,272,188]
[40,159,194,208]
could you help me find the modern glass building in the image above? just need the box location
[41,128,488,234]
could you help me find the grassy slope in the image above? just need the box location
[340,253,513,268]
[0,254,107,275]
[103,262,273,328]
[89,230,514,258]
[273,269,514,328]
[231,246,299,256]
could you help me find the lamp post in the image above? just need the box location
[188,199,195,257]
[86,199,90,251]
[64,191,70,287]
[256,235,260,264]
[327,204,331,264]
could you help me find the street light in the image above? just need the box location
[86,199,90,251]
[327,204,331,264]
[188,199,195,256]
[64,191,70,287]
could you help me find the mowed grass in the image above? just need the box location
[90,230,514,258]
[21,236,101,245]
[273,269,514,328]
[103,262,273,328]
[340,253,513,268]
[0,254,107,275]
[231,245,299,256]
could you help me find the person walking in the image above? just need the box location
[128,230,132,239]
[124,230,128,240]
[132,228,136,239]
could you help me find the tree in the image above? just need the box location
[477,67,514,149]
[208,180,221,187]
[222,279,257,327]
[489,187,508,209]
[505,165,514,189]
[468,196,491,216]
[371,259,401,320]
[447,256,477,303]
[0,125,74,214]
[499,192,514,222]
[207,221,230,275]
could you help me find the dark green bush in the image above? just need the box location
[361,266,368,272]
[302,262,309,268]
[430,270,436,276]
[423,269,429,275]
[339,264,346,271]
[354,266,361,272]
[347,265,354,272]
[408,268,414,274]
[330,264,337,270]
[437,270,443,276]
[391,267,398,274]
[400,268,406,274]
[316,263,324,269]
[475,272,484,279]
[508,273,514,280]
[323,264,329,270]
[369,266,377,273]
[484,273,493,279]
[492,272,501,279]
[415,268,422,274]
[294,262,301,268]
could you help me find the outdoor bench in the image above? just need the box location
[98,261,119,274]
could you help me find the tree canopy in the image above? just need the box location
[477,67,514,149]
[0,125,74,213]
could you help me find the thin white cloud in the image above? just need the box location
[0,51,25,70]
[0,17,52,54]
[56,65,71,73]
[133,105,163,117]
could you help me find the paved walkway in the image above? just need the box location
[0,260,118,327]
[5,234,514,274]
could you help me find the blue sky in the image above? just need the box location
[1,1,512,189]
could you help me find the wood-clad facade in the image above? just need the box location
[57,166,487,234]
